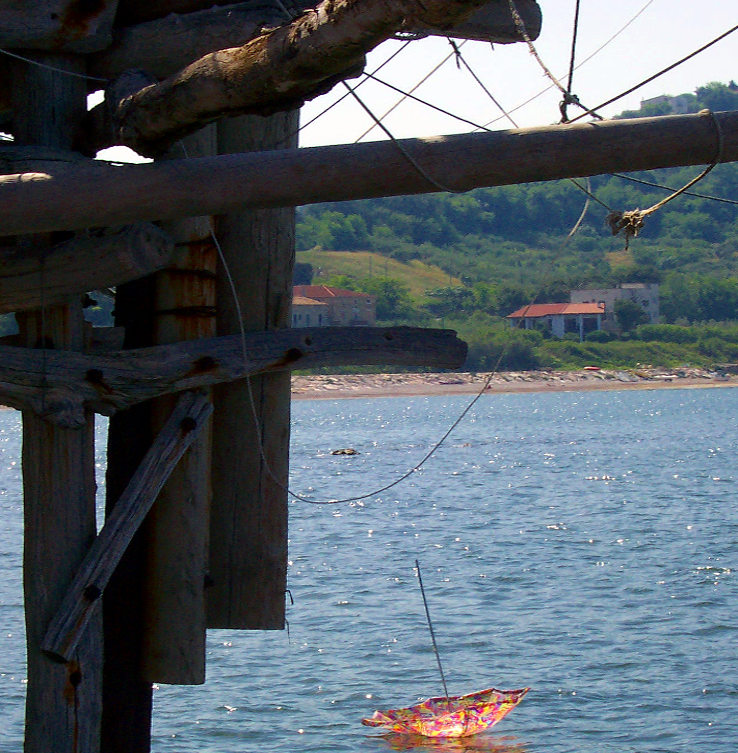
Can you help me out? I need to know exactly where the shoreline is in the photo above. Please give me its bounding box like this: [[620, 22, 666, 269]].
[[291, 367, 738, 400]]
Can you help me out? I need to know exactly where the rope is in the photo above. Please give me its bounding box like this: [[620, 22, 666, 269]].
[[506, 0, 600, 121], [294, 40, 413, 144], [569, 23, 738, 123], [448, 41, 518, 128], [363, 72, 491, 132], [0, 48, 108, 83], [479, 0, 656, 130], [355, 42, 466, 142], [561, 0, 582, 123], [612, 172, 738, 207], [343, 81, 464, 194], [606, 110, 725, 247]]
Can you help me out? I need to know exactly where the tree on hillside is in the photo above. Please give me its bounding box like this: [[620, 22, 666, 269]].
[[615, 299, 650, 332]]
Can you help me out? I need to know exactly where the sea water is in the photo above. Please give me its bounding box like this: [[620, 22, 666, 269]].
[[1, 387, 737, 752]]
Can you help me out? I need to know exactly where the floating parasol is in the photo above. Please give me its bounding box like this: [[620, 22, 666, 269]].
[[361, 686, 530, 738], [362, 561, 529, 738]]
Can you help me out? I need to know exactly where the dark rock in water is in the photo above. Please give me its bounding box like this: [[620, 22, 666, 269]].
[[331, 448, 359, 455]]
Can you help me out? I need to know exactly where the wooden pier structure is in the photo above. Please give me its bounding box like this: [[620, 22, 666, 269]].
[[0, 1, 736, 751]]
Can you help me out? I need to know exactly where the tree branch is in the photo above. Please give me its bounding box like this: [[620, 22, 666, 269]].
[[107, 0, 495, 155]]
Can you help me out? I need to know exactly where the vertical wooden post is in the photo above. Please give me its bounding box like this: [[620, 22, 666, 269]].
[[208, 112, 298, 629], [102, 280, 155, 753], [141, 127, 217, 684], [10, 53, 102, 753]]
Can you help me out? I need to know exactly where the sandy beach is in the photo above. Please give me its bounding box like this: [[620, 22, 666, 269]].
[[291, 366, 738, 400]]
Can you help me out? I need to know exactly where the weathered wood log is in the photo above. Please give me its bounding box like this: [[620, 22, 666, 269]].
[[41, 391, 212, 664], [0, 223, 174, 313], [103, 0, 496, 155], [89, 2, 296, 82], [88, 0, 540, 82], [0, 0, 118, 52], [3, 110, 735, 236], [208, 111, 295, 630], [141, 128, 216, 685], [0, 325, 467, 426], [11, 51, 102, 753]]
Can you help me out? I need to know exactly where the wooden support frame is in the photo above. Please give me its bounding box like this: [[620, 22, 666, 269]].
[[0, 223, 174, 313], [41, 391, 212, 663], [2, 110, 735, 236], [0, 326, 468, 426]]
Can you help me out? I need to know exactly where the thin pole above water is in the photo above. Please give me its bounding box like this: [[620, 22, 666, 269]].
[[415, 559, 450, 704]]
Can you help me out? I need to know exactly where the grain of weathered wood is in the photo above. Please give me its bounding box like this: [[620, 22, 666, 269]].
[[0, 223, 174, 313], [11, 51, 102, 753], [88, 0, 540, 82], [0, 0, 118, 52], [209, 111, 296, 630], [2, 111, 735, 236], [0, 326, 467, 426], [41, 391, 212, 664], [141, 127, 216, 685], [105, 0, 495, 154]]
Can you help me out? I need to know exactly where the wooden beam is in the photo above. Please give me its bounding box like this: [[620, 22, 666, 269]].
[[88, 2, 294, 82], [0, 223, 174, 313], [101, 280, 155, 753], [141, 128, 216, 685], [41, 391, 212, 664], [2, 110, 735, 235], [0, 326, 468, 426], [208, 111, 296, 631], [88, 0, 541, 83], [10, 50, 102, 753], [0, 0, 118, 52], [102, 0, 495, 155]]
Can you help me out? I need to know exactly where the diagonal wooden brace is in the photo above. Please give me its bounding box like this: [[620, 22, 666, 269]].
[[41, 390, 213, 663]]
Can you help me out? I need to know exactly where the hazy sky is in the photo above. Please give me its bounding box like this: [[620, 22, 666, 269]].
[[298, 0, 738, 147]]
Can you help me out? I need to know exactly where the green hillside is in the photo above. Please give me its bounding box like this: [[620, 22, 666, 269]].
[[294, 83, 738, 371], [296, 249, 460, 301]]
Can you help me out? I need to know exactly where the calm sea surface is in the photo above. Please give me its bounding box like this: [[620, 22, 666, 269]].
[[1, 387, 737, 753]]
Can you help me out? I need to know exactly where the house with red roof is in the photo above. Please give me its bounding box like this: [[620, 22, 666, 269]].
[[506, 302, 605, 341], [292, 285, 376, 327]]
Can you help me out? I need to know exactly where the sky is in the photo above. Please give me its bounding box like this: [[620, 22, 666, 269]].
[[297, 0, 738, 147], [97, 0, 737, 161]]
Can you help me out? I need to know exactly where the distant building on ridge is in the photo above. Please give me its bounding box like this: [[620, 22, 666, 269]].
[[292, 285, 376, 327], [506, 283, 659, 340]]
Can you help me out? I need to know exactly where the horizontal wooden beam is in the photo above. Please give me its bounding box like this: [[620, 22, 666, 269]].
[[1, 110, 735, 236], [88, 0, 541, 83], [0, 223, 174, 313], [41, 390, 212, 663], [0, 0, 118, 52], [0, 326, 467, 427]]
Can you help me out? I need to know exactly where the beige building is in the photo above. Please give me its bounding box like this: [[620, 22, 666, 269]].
[[292, 285, 376, 326], [291, 295, 329, 328], [570, 283, 659, 330]]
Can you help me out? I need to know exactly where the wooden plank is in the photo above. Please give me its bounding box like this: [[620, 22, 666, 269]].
[[0, 0, 118, 52], [0, 325, 467, 425], [103, 0, 495, 155], [41, 391, 212, 663], [11, 51, 102, 753], [0, 223, 174, 313], [2, 110, 736, 235], [208, 111, 297, 629], [141, 127, 216, 684]]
